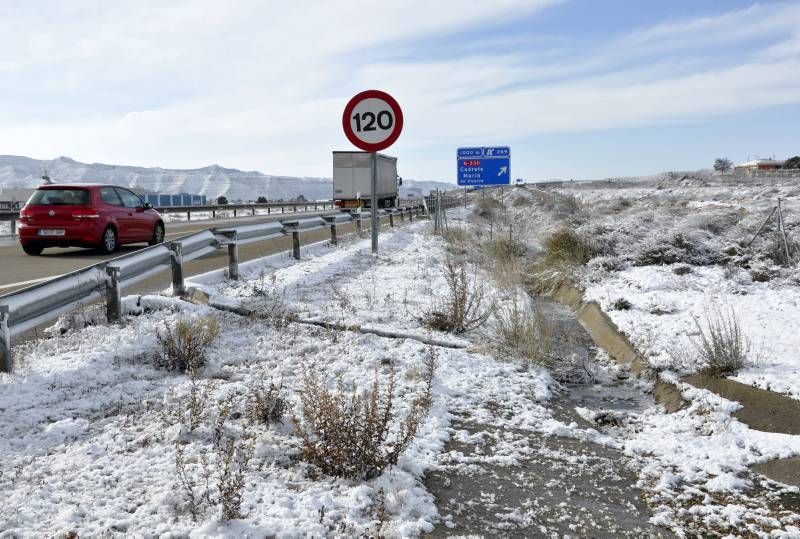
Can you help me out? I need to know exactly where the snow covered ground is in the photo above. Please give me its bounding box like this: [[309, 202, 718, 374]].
[[4, 198, 800, 536], [0, 220, 11, 236], [511, 175, 800, 399]]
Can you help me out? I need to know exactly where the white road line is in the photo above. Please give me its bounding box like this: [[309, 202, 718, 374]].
[[0, 276, 60, 291]]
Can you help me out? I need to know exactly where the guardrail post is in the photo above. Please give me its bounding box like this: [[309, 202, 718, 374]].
[[281, 206, 285, 214], [10, 219, 16, 237], [409, 207, 414, 222], [105, 266, 122, 323], [225, 231, 239, 280], [330, 223, 338, 246], [234, 208, 238, 218], [355, 213, 363, 235], [389, 211, 394, 228], [268, 207, 271, 214], [291, 228, 301, 260], [169, 242, 185, 296], [0, 305, 11, 374], [212, 210, 216, 219], [187, 211, 191, 222], [399, 209, 405, 222], [251, 208, 255, 216]]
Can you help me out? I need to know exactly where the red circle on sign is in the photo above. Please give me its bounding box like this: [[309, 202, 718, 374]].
[[342, 89, 404, 152]]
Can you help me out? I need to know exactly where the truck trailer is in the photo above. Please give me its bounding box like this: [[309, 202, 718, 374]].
[[332, 151, 400, 209]]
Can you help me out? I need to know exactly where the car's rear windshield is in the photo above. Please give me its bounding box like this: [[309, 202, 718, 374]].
[[27, 188, 91, 206]]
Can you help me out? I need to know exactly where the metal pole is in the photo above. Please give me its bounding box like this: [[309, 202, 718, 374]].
[[464, 187, 467, 209], [370, 152, 379, 254], [389, 212, 394, 228], [330, 223, 338, 246], [0, 305, 11, 374], [226, 231, 239, 280], [105, 266, 122, 323], [292, 229, 301, 260], [169, 242, 185, 297]]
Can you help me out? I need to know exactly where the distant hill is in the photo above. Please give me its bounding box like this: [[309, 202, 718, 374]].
[[0, 155, 453, 201]]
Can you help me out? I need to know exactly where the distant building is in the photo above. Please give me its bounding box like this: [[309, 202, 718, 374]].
[[143, 193, 207, 207], [0, 188, 35, 209], [734, 159, 785, 174]]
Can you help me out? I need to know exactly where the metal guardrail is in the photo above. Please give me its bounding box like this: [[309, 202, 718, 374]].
[[0, 200, 340, 238], [0, 199, 460, 372]]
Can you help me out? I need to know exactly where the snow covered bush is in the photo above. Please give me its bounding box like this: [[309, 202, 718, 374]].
[[293, 359, 434, 480], [691, 306, 753, 377], [473, 196, 503, 218], [174, 397, 255, 521], [635, 231, 719, 267], [424, 257, 493, 334], [247, 379, 287, 425], [155, 316, 220, 373]]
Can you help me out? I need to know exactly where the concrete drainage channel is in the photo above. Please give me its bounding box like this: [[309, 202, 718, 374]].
[[424, 294, 669, 537], [546, 281, 800, 489]]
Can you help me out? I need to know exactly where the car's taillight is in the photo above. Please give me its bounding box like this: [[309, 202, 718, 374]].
[[334, 200, 343, 207], [19, 210, 31, 222], [72, 210, 100, 220]]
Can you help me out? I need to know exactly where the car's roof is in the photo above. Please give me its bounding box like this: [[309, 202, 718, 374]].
[[37, 183, 117, 189]]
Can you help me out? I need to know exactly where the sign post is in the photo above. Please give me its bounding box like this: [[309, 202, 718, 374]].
[[342, 90, 403, 254], [456, 146, 511, 188]]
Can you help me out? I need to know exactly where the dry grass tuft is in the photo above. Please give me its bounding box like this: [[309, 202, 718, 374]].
[[293, 353, 435, 480], [544, 228, 597, 266], [691, 306, 752, 377], [494, 295, 554, 366], [247, 379, 287, 425], [155, 316, 220, 373]]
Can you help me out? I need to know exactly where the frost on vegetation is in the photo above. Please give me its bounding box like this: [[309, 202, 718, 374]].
[[174, 396, 255, 522], [155, 315, 220, 373], [423, 257, 493, 334], [671, 306, 756, 378], [292, 350, 435, 480], [493, 294, 554, 367]]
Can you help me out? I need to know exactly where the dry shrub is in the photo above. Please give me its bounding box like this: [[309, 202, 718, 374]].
[[494, 295, 554, 366], [293, 353, 435, 480], [441, 227, 469, 254], [473, 196, 503, 218], [544, 228, 597, 266], [691, 307, 752, 377], [247, 379, 287, 425], [512, 195, 530, 207], [424, 258, 493, 334], [174, 398, 255, 521], [156, 316, 220, 373], [611, 298, 632, 311]]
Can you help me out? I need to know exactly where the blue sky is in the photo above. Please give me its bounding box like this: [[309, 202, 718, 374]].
[[0, 0, 798, 182]]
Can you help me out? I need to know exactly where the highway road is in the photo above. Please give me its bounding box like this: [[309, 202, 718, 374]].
[[0, 209, 361, 296]]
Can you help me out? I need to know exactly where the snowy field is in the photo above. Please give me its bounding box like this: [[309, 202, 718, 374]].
[[0, 220, 11, 236], [507, 175, 800, 398], [3, 200, 800, 535]]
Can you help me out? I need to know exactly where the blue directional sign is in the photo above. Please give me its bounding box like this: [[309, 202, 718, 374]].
[[457, 146, 511, 186]]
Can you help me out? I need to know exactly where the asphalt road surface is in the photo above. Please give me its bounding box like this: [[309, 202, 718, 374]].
[[0, 209, 353, 296]]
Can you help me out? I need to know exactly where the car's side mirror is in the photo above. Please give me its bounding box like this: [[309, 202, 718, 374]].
[[143, 202, 153, 209]]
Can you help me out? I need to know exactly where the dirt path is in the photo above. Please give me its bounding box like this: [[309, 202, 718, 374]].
[[424, 298, 671, 537]]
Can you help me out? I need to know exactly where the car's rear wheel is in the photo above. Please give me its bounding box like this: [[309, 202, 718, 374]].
[[100, 226, 118, 254], [22, 244, 44, 256], [149, 222, 165, 246]]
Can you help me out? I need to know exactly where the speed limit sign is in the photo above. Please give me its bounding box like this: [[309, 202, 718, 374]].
[[342, 89, 403, 152]]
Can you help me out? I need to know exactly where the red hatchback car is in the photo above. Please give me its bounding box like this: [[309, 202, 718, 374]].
[[18, 184, 165, 256]]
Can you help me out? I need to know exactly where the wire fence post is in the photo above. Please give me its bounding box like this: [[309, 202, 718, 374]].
[[0, 305, 11, 374], [389, 211, 394, 228], [778, 198, 792, 263], [105, 266, 122, 323], [169, 242, 185, 297]]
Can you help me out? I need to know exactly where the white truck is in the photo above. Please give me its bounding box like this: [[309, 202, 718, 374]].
[[332, 151, 400, 209]]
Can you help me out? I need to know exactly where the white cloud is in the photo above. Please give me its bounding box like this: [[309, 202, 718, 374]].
[[0, 0, 798, 181]]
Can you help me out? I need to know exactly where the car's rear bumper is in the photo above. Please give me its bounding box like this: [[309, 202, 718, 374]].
[[18, 222, 102, 247]]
